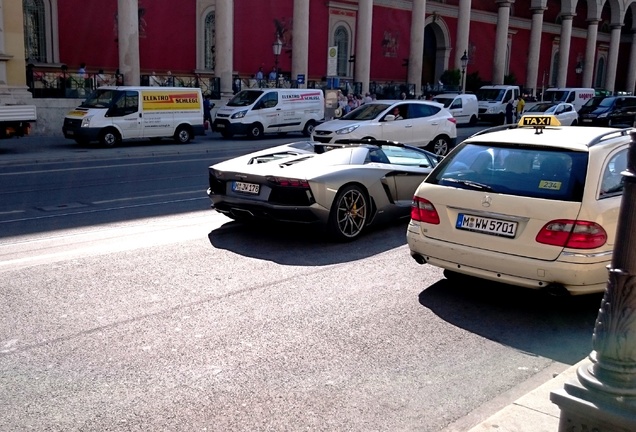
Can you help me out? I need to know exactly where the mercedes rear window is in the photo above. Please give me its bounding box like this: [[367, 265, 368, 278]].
[[427, 143, 588, 202]]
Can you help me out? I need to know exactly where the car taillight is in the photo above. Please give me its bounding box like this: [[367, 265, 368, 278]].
[[536, 219, 607, 249], [411, 196, 440, 224], [267, 176, 310, 188], [448, 117, 457, 124]]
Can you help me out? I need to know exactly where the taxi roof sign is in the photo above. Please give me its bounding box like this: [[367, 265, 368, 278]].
[[518, 114, 561, 127]]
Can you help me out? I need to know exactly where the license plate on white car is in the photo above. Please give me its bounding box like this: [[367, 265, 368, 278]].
[[456, 214, 517, 238], [232, 181, 260, 195]]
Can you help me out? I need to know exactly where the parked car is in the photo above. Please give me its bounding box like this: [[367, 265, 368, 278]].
[[406, 114, 630, 295], [208, 139, 441, 241], [578, 95, 636, 127], [523, 102, 578, 125], [432, 93, 479, 126], [311, 100, 457, 156]]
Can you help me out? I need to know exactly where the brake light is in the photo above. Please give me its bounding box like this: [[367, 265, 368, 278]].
[[448, 117, 457, 124], [411, 196, 440, 224], [267, 176, 310, 188], [536, 219, 607, 249]]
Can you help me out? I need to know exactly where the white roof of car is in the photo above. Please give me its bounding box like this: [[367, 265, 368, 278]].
[[465, 123, 631, 152]]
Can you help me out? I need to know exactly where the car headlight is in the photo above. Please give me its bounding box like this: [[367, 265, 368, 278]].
[[81, 116, 93, 127], [335, 124, 359, 135], [231, 110, 247, 119], [598, 113, 608, 118], [486, 107, 497, 114]]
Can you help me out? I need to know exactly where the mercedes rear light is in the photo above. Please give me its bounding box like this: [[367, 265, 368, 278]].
[[535, 219, 607, 249], [411, 196, 440, 224]]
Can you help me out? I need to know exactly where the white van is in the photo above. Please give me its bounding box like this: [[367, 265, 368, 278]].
[[212, 88, 324, 139], [62, 86, 205, 147], [475, 85, 521, 124], [540, 87, 595, 111], [432, 93, 478, 125]]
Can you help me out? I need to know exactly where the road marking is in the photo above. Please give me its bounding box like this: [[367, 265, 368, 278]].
[[93, 190, 204, 204], [0, 157, 226, 176], [0, 210, 25, 216]]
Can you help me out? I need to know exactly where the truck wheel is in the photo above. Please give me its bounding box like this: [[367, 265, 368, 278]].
[[174, 126, 192, 144], [302, 120, 316, 137], [247, 123, 263, 139], [99, 128, 120, 147]]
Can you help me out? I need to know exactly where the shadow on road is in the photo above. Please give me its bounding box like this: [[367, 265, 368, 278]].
[[207, 218, 408, 266], [418, 277, 603, 364]]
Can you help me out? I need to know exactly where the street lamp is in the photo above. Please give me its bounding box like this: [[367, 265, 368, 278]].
[[272, 37, 283, 88], [460, 50, 469, 94], [575, 62, 583, 86]]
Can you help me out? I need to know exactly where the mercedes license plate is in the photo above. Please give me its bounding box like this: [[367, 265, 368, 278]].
[[232, 181, 259, 195], [456, 213, 517, 238]]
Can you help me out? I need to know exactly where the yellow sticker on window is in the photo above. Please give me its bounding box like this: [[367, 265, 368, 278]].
[[539, 180, 562, 190]]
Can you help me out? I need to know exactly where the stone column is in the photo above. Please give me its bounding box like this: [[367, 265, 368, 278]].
[[117, 0, 140, 86], [525, 7, 545, 98], [556, 14, 573, 88], [454, 0, 471, 69], [626, 33, 636, 95], [408, 0, 426, 96], [291, 0, 309, 89], [355, 0, 373, 95], [0, 0, 7, 85], [605, 24, 622, 93], [492, 1, 513, 85], [582, 20, 599, 88], [215, 0, 234, 98]]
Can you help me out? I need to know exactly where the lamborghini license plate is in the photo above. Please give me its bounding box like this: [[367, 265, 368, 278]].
[[232, 181, 260, 195]]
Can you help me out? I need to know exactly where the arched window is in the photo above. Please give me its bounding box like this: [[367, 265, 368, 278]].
[[595, 57, 606, 88], [204, 11, 216, 70], [24, 0, 47, 62], [334, 26, 349, 77]]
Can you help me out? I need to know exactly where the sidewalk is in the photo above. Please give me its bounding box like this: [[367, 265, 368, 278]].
[[466, 360, 586, 432]]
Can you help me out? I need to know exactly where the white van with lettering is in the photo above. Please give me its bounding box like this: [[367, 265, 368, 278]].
[[212, 88, 324, 139], [62, 86, 205, 147], [476, 85, 521, 124], [540, 87, 595, 111], [432, 93, 479, 125]]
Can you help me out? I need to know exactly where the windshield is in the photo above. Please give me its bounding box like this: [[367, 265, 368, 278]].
[[80, 89, 121, 108], [433, 97, 453, 108], [476, 89, 505, 102], [582, 97, 614, 109], [227, 90, 263, 107], [341, 103, 391, 120], [427, 143, 588, 202], [526, 103, 556, 113], [542, 91, 568, 103]]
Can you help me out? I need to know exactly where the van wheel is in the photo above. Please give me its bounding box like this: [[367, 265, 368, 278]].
[[469, 115, 478, 126], [174, 126, 192, 144], [99, 128, 120, 147], [248, 123, 264, 139], [303, 120, 316, 137], [220, 130, 234, 139], [426, 135, 450, 156]]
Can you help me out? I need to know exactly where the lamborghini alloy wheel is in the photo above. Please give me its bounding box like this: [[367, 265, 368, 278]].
[[329, 184, 369, 241]]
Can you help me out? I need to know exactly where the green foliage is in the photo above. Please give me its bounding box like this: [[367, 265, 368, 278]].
[[440, 69, 461, 86], [465, 71, 484, 93]]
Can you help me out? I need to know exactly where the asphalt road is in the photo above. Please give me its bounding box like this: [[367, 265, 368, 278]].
[[0, 129, 603, 431]]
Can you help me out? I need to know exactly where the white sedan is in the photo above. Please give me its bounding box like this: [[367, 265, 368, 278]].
[[523, 102, 579, 125]]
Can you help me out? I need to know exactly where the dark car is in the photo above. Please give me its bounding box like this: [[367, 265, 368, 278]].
[[578, 96, 636, 127]]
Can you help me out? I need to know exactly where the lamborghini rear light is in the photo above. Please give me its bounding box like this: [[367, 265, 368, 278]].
[[267, 176, 310, 189], [411, 196, 440, 224], [536, 219, 607, 249]]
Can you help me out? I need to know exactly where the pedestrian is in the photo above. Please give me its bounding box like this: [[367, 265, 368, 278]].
[[203, 94, 213, 129], [505, 98, 514, 124], [255, 67, 264, 81], [400, 92, 407, 100], [515, 95, 525, 121], [268, 67, 277, 81], [78, 62, 87, 79]]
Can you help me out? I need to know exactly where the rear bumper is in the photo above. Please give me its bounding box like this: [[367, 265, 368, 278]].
[[208, 188, 328, 224], [406, 221, 610, 295]]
